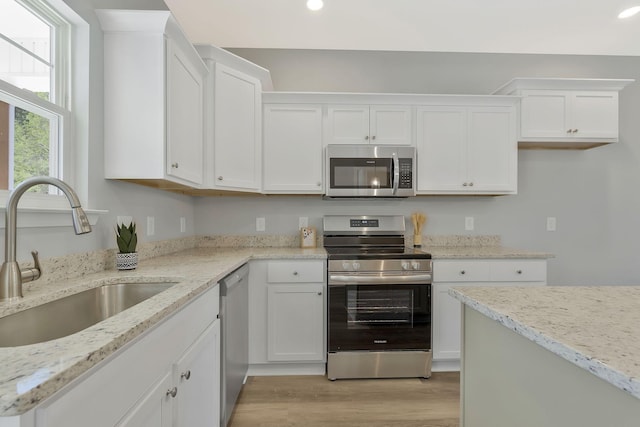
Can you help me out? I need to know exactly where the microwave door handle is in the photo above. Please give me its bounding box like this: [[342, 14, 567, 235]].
[[392, 152, 400, 195]]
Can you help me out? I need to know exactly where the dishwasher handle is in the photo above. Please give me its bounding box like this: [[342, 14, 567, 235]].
[[220, 264, 249, 295]]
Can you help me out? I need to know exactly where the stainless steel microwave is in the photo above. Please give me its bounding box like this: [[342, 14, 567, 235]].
[[325, 144, 416, 198]]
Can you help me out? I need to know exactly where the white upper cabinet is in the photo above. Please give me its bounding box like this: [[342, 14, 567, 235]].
[[416, 101, 517, 195], [98, 10, 207, 188], [196, 46, 272, 192], [325, 105, 413, 145], [263, 103, 323, 193], [494, 78, 633, 149], [213, 64, 262, 191]]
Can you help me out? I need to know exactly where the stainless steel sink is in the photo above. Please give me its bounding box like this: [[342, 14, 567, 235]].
[[0, 282, 176, 347]]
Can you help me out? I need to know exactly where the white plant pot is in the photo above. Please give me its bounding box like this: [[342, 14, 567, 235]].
[[116, 252, 138, 270]]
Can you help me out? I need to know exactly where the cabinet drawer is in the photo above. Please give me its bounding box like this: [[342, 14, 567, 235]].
[[490, 260, 547, 282], [433, 261, 491, 282], [267, 260, 324, 283]]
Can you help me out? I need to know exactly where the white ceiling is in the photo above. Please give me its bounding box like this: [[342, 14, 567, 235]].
[[164, 0, 640, 56]]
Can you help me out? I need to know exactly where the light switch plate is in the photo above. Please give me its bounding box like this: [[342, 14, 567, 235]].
[[546, 217, 557, 232], [180, 217, 186, 233], [299, 217, 309, 228], [147, 216, 155, 236], [256, 217, 266, 232], [465, 216, 474, 231]]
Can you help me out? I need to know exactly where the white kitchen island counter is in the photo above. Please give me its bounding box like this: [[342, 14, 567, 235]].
[[450, 286, 640, 427]]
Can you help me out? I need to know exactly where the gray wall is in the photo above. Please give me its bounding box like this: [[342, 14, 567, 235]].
[[194, 49, 640, 286]]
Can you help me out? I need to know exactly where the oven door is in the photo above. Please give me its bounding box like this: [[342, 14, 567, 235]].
[[328, 279, 431, 352]]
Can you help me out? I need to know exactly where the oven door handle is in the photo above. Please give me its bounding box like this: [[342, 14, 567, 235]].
[[328, 274, 432, 285]]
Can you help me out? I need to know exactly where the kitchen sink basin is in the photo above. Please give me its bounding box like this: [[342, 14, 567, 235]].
[[0, 282, 177, 347]]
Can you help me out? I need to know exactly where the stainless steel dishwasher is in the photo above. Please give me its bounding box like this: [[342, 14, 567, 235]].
[[219, 263, 249, 427]]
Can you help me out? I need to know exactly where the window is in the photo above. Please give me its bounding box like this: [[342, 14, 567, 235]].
[[0, 0, 70, 196]]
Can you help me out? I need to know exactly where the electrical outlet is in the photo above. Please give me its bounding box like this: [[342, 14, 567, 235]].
[[299, 217, 309, 228], [256, 217, 266, 232], [465, 216, 474, 231], [180, 217, 186, 233], [147, 216, 155, 236], [546, 217, 557, 232]]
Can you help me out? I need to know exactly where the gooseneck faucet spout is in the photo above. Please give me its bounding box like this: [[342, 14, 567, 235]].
[[0, 177, 92, 301]]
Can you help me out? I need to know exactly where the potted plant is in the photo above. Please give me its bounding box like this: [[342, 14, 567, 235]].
[[115, 221, 138, 270]]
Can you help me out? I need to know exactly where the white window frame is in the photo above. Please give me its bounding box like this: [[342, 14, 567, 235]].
[[0, 0, 76, 211]]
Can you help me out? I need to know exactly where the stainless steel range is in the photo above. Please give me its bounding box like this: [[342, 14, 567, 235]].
[[324, 215, 432, 380]]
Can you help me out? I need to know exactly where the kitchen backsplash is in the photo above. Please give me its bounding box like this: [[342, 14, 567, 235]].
[[20, 234, 501, 288]]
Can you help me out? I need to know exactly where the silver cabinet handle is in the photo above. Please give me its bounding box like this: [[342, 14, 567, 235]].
[[217, 176, 223, 181], [171, 162, 179, 168], [364, 135, 369, 140], [462, 183, 468, 187], [572, 129, 578, 133], [469, 182, 474, 187], [181, 370, 191, 380], [166, 387, 178, 398], [567, 129, 572, 133], [372, 135, 376, 140]]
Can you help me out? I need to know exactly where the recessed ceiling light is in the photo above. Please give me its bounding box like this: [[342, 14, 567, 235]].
[[307, 0, 324, 11], [618, 6, 640, 19]]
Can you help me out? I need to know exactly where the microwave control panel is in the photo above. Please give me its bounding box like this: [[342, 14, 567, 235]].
[[399, 158, 413, 189]]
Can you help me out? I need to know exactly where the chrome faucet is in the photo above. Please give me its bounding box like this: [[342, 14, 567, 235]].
[[0, 177, 92, 301]]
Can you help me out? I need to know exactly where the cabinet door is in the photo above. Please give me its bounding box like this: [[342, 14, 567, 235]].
[[416, 106, 467, 192], [214, 63, 262, 190], [466, 107, 516, 193], [520, 90, 569, 138], [116, 371, 173, 427], [166, 38, 205, 186], [263, 104, 323, 193], [267, 283, 325, 362], [570, 91, 619, 139], [370, 105, 413, 145], [174, 321, 220, 427], [325, 105, 370, 145], [432, 283, 462, 361]]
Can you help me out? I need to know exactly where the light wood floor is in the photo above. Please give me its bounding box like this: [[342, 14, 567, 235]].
[[228, 372, 460, 427]]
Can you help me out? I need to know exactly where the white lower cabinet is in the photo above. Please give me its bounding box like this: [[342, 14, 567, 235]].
[[248, 259, 326, 375], [30, 286, 220, 427], [267, 283, 325, 361], [432, 259, 547, 370]]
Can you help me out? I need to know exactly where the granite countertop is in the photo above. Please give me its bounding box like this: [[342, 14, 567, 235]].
[[0, 247, 325, 417], [424, 245, 552, 259], [0, 237, 549, 417], [449, 286, 640, 400]]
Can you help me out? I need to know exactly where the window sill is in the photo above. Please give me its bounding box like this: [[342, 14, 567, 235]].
[[0, 207, 107, 229]]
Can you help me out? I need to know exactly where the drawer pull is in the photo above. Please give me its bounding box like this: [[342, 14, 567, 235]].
[[166, 387, 178, 398], [317, 292, 322, 296], [516, 270, 523, 274], [460, 270, 466, 275], [181, 370, 191, 380], [293, 271, 299, 276]]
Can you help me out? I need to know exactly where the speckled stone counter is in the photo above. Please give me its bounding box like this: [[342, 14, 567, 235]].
[[449, 286, 640, 399], [424, 245, 551, 259], [0, 246, 325, 417]]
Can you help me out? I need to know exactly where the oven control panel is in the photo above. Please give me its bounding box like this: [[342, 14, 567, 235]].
[[329, 259, 432, 273], [350, 219, 379, 228]]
